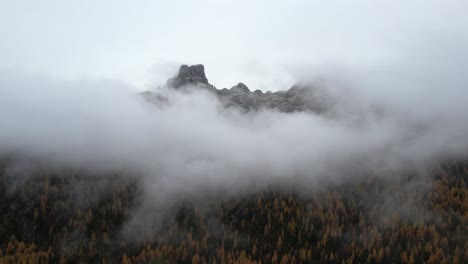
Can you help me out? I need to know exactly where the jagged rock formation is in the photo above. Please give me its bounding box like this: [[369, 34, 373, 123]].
[[155, 64, 334, 113], [167, 64, 210, 88]]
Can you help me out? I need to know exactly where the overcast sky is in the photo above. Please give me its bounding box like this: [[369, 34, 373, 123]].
[[1, 0, 467, 90]]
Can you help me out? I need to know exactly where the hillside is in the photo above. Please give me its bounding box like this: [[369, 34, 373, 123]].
[[0, 160, 466, 263]]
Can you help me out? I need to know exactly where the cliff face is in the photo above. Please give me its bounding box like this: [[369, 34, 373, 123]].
[[167, 64, 210, 88], [160, 64, 334, 113]]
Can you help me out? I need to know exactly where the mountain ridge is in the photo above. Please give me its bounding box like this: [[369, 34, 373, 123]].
[[146, 64, 333, 113]]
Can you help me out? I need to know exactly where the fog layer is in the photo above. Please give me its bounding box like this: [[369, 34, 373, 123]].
[[1, 34, 468, 201]]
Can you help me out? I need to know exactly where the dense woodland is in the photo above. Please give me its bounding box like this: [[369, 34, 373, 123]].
[[0, 160, 467, 263]]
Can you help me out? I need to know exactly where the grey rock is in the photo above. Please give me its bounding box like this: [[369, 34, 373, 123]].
[[230, 82, 250, 93], [167, 64, 209, 88], [219, 88, 230, 95], [254, 89, 263, 95], [147, 64, 335, 114]]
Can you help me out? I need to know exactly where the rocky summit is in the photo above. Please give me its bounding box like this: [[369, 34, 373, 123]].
[[159, 64, 334, 113], [167, 64, 210, 88]]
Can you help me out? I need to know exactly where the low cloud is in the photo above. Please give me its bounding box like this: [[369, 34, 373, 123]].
[[1, 32, 468, 235]]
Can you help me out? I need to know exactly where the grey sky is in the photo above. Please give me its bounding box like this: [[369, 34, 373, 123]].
[[2, 0, 467, 90]]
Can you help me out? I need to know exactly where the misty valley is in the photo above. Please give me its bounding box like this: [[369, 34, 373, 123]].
[[0, 64, 467, 263], [1, 61, 468, 264], [2, 1, 468, 263]]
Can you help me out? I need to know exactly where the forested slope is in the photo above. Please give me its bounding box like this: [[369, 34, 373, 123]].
[[0, 160, 466, 263]]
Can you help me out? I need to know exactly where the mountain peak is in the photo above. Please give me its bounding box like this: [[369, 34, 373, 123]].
[[160, 63, 332, 113], [167, 64, 209, 88], [230, 82, 250, 93]]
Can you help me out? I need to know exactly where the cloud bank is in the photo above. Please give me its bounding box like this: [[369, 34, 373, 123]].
[[1, 33, 468, 234]]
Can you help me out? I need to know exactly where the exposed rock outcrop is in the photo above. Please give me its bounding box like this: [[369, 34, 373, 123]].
[[149, 64, 335, 114], [167, 64, 210, 88]]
